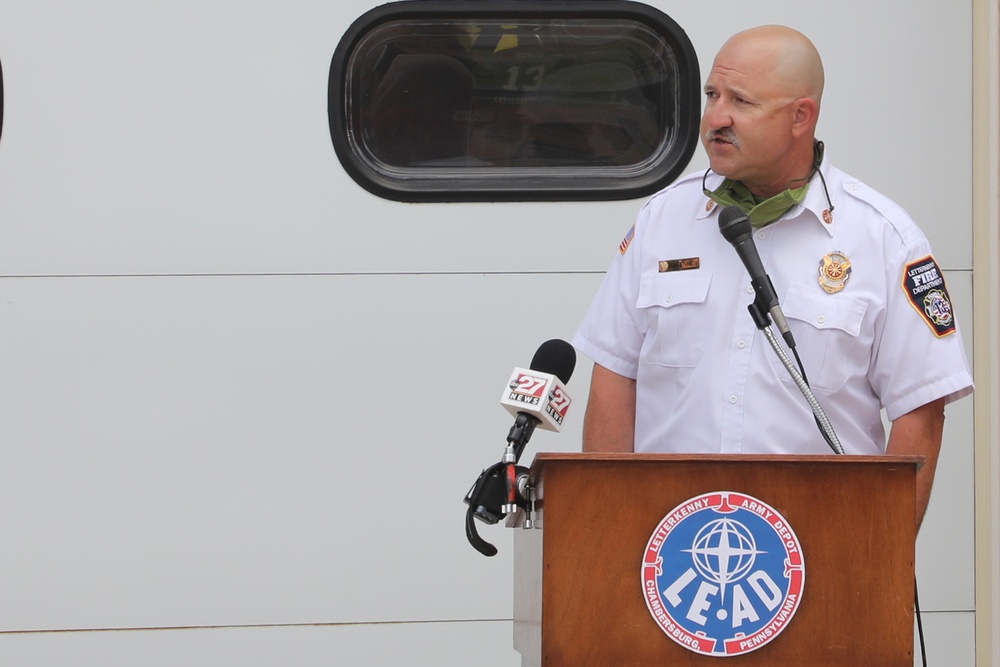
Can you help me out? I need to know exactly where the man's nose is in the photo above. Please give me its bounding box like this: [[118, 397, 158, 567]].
[[702, 101, 733, 130]]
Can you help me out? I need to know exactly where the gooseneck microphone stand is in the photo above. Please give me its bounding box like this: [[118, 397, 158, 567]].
[[746, 294, 845, 455]]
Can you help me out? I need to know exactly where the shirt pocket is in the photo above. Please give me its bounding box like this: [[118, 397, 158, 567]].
[[636, 270, 713, 368], [772, 282, 868, 392]]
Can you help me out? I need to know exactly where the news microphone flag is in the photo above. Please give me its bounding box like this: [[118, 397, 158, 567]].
[[500, 367, 572, 432]]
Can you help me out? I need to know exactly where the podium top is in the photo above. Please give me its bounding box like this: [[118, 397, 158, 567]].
[[528, 451, 924, 471]]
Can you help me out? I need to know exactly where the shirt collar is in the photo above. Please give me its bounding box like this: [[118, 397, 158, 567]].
[[698, 143, 838, 237]]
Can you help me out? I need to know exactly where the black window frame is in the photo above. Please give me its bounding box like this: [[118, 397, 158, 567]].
[[328, 0, 701, 202]]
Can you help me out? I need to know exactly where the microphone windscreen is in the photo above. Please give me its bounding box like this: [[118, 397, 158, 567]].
[[718, 205, 752, 244], [530, 339, 576, 384]]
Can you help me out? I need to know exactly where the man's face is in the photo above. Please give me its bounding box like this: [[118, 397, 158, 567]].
[[699, 44, 798, 195]]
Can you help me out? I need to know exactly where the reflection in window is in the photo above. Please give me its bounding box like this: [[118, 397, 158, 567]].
[[330, 4, 700, 201]]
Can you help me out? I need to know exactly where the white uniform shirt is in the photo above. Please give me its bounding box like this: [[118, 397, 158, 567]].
[[573, 152, 974, 455]]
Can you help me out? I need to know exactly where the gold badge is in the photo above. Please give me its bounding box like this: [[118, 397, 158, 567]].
[[822, 209, 834, 224], [706, 200, 716, 212], [819, 252, 852, 293]]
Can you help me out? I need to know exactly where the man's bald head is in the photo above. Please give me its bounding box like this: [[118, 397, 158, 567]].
[[716, 25, 825, 109]]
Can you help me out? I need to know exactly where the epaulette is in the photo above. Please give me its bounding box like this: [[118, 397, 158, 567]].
[[839, 177, 922, 246], [646, 169, 708, 204]]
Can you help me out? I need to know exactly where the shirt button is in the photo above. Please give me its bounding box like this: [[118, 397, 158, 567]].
[[665, 295, 673, 303], [746, 285, 754, 294], [756, 231, 766, 240], [817, 315, 826, 324], [737, 340, 746, 349], [729, 395, 738, 404]]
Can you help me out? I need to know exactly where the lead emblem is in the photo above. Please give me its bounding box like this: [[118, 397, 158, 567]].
[[819, 252, 851, 294], [642, 492, 805, 657]]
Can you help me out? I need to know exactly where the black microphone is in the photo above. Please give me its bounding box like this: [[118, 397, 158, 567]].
[[500, 339, 576, 459], [529, 339, 576, 384], [718, 206, 795, 347]]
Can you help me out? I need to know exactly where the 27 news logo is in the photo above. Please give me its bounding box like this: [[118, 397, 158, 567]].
[[508, 373, 546, 405], [508, 373, 571, 423], [545, 386, 570, 424]]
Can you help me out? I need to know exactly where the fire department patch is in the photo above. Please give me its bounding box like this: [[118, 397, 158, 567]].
[[903, 256, 956, 337], [641, 492, 805, 657]]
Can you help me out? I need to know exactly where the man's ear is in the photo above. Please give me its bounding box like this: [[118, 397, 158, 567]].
[[791, 97, 819, 137]]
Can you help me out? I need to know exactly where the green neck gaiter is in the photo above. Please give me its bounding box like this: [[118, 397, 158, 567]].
[[704, 142, 824, 228]]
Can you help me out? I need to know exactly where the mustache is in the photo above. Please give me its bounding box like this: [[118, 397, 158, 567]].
[[705, 128, 740, 147]]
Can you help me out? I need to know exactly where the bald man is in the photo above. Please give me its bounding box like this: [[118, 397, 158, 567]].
[[572, 26, 973, 528], [702, 26, 823, 199]]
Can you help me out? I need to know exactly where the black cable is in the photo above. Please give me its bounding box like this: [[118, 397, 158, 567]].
[[792, 347, 809, 385], [915, 579, 928, 666]]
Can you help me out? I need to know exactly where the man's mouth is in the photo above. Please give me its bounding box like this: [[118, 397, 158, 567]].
[[706, 130, 738, 147]]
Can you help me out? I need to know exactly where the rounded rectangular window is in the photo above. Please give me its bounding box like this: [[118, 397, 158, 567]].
[[329, 1, 700, 202]]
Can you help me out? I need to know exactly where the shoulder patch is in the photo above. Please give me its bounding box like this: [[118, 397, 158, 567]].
[[619, 224, 635, 255], [902, 256, 956, 337]]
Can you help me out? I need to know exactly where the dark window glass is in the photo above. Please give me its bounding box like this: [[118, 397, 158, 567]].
[[329, 1, 700, 201]]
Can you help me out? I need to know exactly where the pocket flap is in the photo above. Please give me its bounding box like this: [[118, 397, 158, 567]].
[[637, 270, 713, 310], [782, 283, 867, 336]]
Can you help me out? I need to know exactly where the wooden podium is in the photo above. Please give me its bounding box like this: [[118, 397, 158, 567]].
[[510, 453, 920, 666]]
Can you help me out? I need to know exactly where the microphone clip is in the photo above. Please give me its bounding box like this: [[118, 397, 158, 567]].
[[464, 410, 541, 557], [749, 275, 796, 349], [464, 460, 532, 557], [747, 286, 774, 331]]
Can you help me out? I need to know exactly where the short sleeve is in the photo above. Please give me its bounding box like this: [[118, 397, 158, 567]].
[[572, 205, 652, 379], [869, 240, 973, 421]]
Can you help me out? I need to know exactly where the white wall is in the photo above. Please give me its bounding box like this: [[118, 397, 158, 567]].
[[0, 1, 978, 665]]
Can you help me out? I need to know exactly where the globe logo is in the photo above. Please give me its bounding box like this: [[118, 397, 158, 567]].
[[687, 518, 764, 617], [642, 492, 805, 657]]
